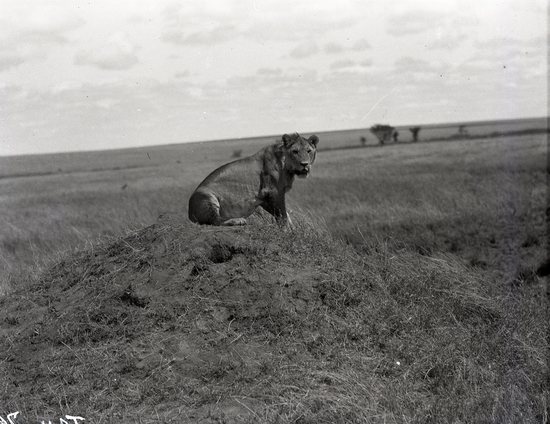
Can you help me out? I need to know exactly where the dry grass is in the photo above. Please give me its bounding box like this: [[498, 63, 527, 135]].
[[0, 128, 548, 422], [0, 214, 547, 422]]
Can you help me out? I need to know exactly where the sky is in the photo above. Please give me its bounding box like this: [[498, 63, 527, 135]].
[[0, 0, 547, 156]]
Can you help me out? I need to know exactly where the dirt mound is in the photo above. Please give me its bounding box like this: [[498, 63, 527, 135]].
[[0, 215, 545, 423]]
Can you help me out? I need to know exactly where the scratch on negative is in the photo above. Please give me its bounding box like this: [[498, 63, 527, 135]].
[[360, 87, 397, 122]]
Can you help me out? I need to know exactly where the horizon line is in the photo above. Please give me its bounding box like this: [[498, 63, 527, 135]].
[[1, 115, 547, 158]]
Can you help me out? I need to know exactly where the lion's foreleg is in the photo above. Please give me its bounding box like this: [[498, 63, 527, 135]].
[[272, 197, 291, 226], [258, 187, 292, 227]]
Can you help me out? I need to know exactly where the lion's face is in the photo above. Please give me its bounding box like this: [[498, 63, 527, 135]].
[[282, 133, 319, 178]]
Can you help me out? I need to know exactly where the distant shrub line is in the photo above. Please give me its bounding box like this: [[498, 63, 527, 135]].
[[319, 126, 549, 152]]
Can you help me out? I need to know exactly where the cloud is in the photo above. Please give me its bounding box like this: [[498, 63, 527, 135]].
[[394, 57, 431, 70], [391, 56, 450, 86], [469, 36, 546, 67], [50, 80, 85, 94], [329, 58, 373, 73], [324, 39, 371, 55], [160, 1, 358, 46], [352, 38, 371, 51], [330, 59, 356, 70], [0, 54, 25, 71], [289, 41, 319, 59], [226, 67, 319, 92], [0, 3, 84, 72], [426, 31, 467, 50], [474, 36, 546, 52], [74, 33, 139, 70], [1, 3, 84, 41], [161, 2, 245, 45], [257, 67, 283, 76], [163, 23, 241, 45], [386, 8, 473, 50], [0, 83, 27, 102], [95, 98, 120, 110], [460, 36, 546, 81], [174, 70, 191, 79], [324, 42, 344, 54], [387, 10, 447, 36]]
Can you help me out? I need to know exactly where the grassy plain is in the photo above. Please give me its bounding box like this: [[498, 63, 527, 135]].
[[0, 121, 548, 422], [0, 123, 546, 290]]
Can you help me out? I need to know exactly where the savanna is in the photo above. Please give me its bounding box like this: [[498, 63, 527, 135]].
[[0, 121, 547, 423]]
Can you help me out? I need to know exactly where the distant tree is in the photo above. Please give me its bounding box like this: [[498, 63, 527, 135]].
[[370, 124, 395, 145], [409, 126, 421, 142], [232, 149, 242, 158], [392, 130, 399, 143], [360, 136, 367, 146]]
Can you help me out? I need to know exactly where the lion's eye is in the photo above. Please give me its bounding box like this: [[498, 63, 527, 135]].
[[307, 148, 312, 153], [292, 149, 300, 154]]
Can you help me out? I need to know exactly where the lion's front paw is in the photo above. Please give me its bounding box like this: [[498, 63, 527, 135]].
[[222, 217, 247, 226]]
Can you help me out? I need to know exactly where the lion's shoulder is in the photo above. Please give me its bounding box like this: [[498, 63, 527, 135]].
[[257, 143, 284, 167]]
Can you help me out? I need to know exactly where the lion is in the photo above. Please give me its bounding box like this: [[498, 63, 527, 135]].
[[188, 133, 319, 226]]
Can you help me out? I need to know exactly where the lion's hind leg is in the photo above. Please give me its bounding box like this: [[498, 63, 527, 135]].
[[188, 189, 225, 225]]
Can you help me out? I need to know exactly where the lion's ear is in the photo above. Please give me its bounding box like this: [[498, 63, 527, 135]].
[[308, 135, 319, 147], [282, 134, 292, 147]]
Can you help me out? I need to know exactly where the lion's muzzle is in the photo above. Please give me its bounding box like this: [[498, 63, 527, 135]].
[[296, 162, 311, 177]]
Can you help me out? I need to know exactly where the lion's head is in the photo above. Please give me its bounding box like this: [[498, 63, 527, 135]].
[[282, 133, 319, 178]]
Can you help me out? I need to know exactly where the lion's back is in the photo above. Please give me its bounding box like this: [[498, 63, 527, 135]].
[[190, 153, 264, 221], [199, 154, 262, 193]]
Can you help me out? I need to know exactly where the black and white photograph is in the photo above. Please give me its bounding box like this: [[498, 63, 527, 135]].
[[0, 0, 547, 422]]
